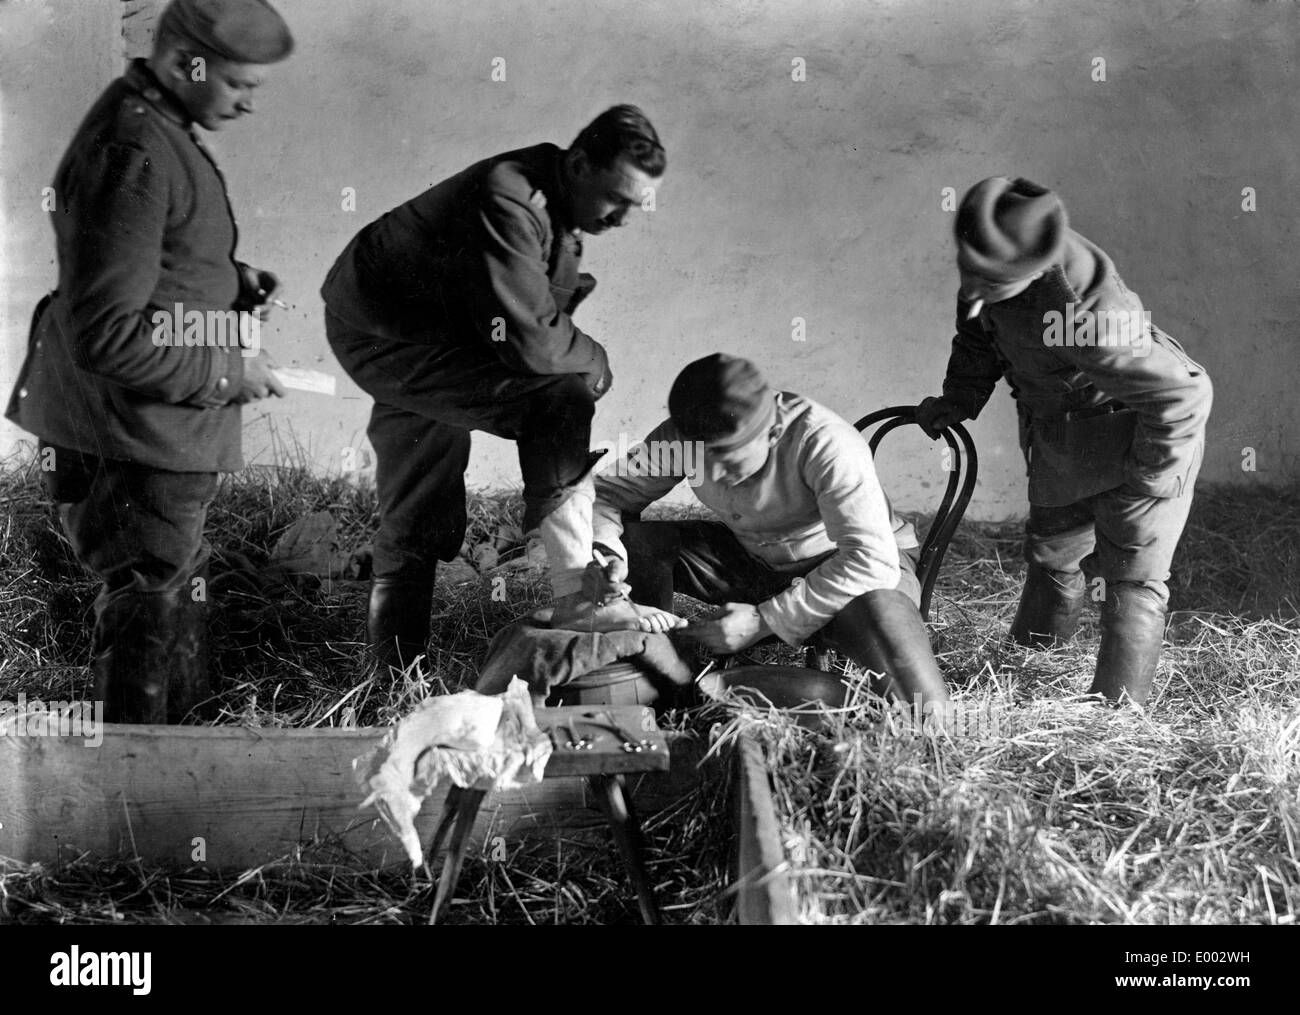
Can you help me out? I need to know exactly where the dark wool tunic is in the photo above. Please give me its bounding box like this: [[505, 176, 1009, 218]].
[[7, 60, 250, 472], [320, 142, 603, 378]]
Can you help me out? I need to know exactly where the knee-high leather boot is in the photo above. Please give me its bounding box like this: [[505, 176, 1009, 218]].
[[168, 580, 213, 723], [92, 590, 179, 725], [829, 588, 951, 709], [1088, 582, 1166, 706], [1010, 565, 1086, 648], [368, 576, 436, 673]]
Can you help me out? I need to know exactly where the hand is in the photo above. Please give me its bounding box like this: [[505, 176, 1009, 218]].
[[233, 348, 287, 404], [916, 395, 967, 439], [582, 342, 612, 401], [238, 265, 281, 322], [683, 602, 771, 653]]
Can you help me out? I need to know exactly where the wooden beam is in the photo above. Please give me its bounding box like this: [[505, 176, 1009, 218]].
[[0, 707, 693, 869], [731, 728, 796, 925]]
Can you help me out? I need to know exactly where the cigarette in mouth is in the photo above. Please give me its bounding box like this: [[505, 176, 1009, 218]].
[[269, 298, 290, 310], [965, 299, 984, 320]]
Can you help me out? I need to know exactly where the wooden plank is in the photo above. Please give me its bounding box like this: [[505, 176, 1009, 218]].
[[731, 728, 796, 925], [0, 707, 683, 869]]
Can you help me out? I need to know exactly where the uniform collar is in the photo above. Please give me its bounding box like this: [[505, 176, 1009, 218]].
[[124, 58, 194, 128]]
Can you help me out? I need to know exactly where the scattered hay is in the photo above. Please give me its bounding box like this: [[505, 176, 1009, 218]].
[[2, 447, 1297, 925]]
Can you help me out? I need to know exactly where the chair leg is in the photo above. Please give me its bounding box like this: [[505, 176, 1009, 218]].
[[428, 787, 487, 925], [592, 774, 662, 925]]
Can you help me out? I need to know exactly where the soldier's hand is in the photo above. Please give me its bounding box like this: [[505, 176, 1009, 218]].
[[238, 265, 281, 321], [583, 342, 613, 401], [683, 602, 771, 653], [234, 349, 287, 404], [916, 396, 967, 439]]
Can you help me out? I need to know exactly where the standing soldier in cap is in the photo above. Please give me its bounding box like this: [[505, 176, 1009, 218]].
[[323, 106, 674, 673], [916, 177, 1213, 706], [589, 353, 952, 712], [5, 0, 294, 723]]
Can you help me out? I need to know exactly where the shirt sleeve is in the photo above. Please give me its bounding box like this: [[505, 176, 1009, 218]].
[[63, 140, 244, 407], [757, 421, 902, 645], [941, 293, 1005, 420], [592, 418, 687, 560], [470, 174, 604, 376]]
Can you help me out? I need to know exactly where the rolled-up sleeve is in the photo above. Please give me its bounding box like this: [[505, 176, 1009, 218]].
[[470, 173, 603, 376], [592, 419, 686, 560], [757, 423, 901, 644], [64, 141, 243, 405]]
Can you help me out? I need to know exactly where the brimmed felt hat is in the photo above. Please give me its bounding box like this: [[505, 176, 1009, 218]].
[[955, 177, 1067, 283]]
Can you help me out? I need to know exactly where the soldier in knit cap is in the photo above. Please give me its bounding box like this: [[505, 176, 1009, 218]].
[[916, 177, 1213, 706], [591, 354, 951, 711], [5, 0, 295, 723]]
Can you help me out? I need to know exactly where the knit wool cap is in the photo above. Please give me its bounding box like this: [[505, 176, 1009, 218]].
[[668, 354, 776, 449], [158, 0, 294, 64], [955, 177, 1067, 283]]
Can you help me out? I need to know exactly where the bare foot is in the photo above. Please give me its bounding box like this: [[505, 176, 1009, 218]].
[[547, 591, 688, 634]]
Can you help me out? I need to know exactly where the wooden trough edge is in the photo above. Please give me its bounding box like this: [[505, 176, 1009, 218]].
[[731, 727, 797, 925], [0, 719, 704, 871]]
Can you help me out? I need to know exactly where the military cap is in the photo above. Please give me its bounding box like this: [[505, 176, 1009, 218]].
[[669, 353, 777, 450], [157, 0, 294, 64]]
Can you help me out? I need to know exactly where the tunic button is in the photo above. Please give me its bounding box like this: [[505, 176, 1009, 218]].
[[218, 378, 229, 392], [133, 105, 146, 115], [19, 388, 28, 398], [732, 513, 741, 520]]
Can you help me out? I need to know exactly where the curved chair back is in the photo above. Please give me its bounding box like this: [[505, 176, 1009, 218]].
[[853, 406, 978, 621]]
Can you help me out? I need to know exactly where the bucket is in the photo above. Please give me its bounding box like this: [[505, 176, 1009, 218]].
[[547, 660, 661, 708]]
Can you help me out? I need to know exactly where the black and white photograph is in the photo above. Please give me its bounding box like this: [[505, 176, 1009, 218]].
[[0, 0, 1293, 978]]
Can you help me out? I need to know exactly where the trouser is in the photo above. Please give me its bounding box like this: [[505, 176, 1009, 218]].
[[39, 441, 216, 721], [326, 309, 597, 583], [1023, 482, 1198, 606], [619, 519, 923, 637]]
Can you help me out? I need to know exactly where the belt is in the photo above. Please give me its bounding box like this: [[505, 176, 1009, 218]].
[[1037, 402, 1127, 424]]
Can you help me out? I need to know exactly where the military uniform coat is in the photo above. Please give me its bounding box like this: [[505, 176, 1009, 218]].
[[320, 142, 604, 379], [940, 229, 1212, 506], [5, 60, 254, 473]]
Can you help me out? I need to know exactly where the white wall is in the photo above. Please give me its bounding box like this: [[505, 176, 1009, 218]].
[[3, 0, 1298, 520]]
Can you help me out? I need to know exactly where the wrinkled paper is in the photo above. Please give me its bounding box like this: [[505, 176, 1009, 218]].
[[354, 677, 552, 867]]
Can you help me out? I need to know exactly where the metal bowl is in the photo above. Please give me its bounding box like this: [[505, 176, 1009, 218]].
[[697, 665, 847, 729]]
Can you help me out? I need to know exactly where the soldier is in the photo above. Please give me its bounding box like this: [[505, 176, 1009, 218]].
[[917, 177, 1213, 706], [323, 106, 673, 672], [4, 0, 294, 723], [590, 353, 952, 711]]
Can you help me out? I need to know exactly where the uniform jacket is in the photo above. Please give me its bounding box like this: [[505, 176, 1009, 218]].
[[5, 60, 253, 473], [592, 393, 914, 646], [940, 229, 1212, 504], [320, 143, 604, 378]]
